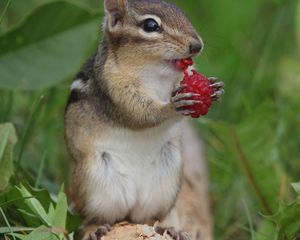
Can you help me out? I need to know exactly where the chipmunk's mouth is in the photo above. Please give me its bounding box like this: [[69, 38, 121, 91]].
[[168, 58, 194, 71]]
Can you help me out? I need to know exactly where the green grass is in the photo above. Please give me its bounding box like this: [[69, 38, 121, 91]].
[[1, 0, 300, 239]]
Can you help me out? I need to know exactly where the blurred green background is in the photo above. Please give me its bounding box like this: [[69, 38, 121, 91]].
[[0, 0, 300, 239]]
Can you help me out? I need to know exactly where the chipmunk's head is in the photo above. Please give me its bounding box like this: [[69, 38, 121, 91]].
[[103, 0, 203, 69]]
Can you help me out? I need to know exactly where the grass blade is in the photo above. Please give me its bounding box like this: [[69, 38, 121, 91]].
[[0, 123, 17, 191], [231, 126, 273, 215], [0, 196, 34, 208], [17, 94, 44, 165], [0, 0, 12, 24], [0, 207, 16, 240], [0, 227, 35, 234], [34, 152, 47, 188], [243, 199, 255, 240], [0, 125, 10, 162], [0, 91, 13, 122]]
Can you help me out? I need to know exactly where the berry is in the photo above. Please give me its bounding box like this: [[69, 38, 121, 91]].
[[181, 58, 193, 67], [172, 58, 220, 118], [179, 70, 214, 118], [173, 58, 193, 71]]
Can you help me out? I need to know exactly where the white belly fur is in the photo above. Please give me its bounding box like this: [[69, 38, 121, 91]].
[[84, 119, 183, 224]]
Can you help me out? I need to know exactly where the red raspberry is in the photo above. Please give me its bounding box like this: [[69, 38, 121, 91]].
[[179, 70, 213, 118], [174, 58, 193, 70]]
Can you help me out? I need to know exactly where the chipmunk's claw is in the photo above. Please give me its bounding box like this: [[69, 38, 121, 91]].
[[172, 93, 200, 102], [176, 109, 195, 116], [208, 77, 218, 83], [87, 224, 112, 240], [171, 85, 186, 97], [208, 77, 224, 102], [155, 226, 191, 240], [211, 89, 225, 101], [174, 100, 200, 109], [210, 82, 224, 89], [171, 87, 200, 115]]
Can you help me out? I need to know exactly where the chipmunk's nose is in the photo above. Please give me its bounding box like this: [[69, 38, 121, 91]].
[[189, 42, 203, 55]]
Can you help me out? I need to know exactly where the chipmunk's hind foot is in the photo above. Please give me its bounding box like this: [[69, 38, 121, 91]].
[[79, 224, 112, 240], [155, 226, 191, 240]]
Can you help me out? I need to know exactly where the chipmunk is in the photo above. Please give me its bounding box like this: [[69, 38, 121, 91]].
[[65, 0, 224, 240]]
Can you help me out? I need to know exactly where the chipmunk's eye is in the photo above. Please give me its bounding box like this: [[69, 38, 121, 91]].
[[142, 18, 161, 33]]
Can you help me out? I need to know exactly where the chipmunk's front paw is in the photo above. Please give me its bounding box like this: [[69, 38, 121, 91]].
[[208, 77, 225, 101], [155, 226, 191, 240], [81, 224, 112, 240], [171, 85, 200, 116]]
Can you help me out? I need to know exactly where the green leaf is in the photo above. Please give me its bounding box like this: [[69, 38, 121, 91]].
[[267, 183, 300, 240], [0, 1, 101, 90], [65, 210, 82, 233], [17, 208, 39, 219], [255, 220, 277, 240], [10, 226, 55, 240], [21, 182, 52, 212], [291, 182, 300, 196], [8, 234, 27, 240], [1, 183, 53, 226], [0, 227, 34, 234], [278, 201, 300, 240], [48, 203, 55, 221], [16, 184, 51, 226], [0, 186, 42, 227], [52, 185, 68, 228], [278, 56, 300, 101], [0, 123, 17, 192]]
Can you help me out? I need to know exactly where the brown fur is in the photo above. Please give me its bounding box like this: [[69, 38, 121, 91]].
[[65, 101, 101, 215], [65, 0, 211, 239], [179, 122, 213, 240]]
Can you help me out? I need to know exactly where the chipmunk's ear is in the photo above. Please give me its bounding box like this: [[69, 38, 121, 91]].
[[104, 0, 128, 31]]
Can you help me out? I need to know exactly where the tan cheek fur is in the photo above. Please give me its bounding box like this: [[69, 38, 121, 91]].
[[104, 70, 164, 126]]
